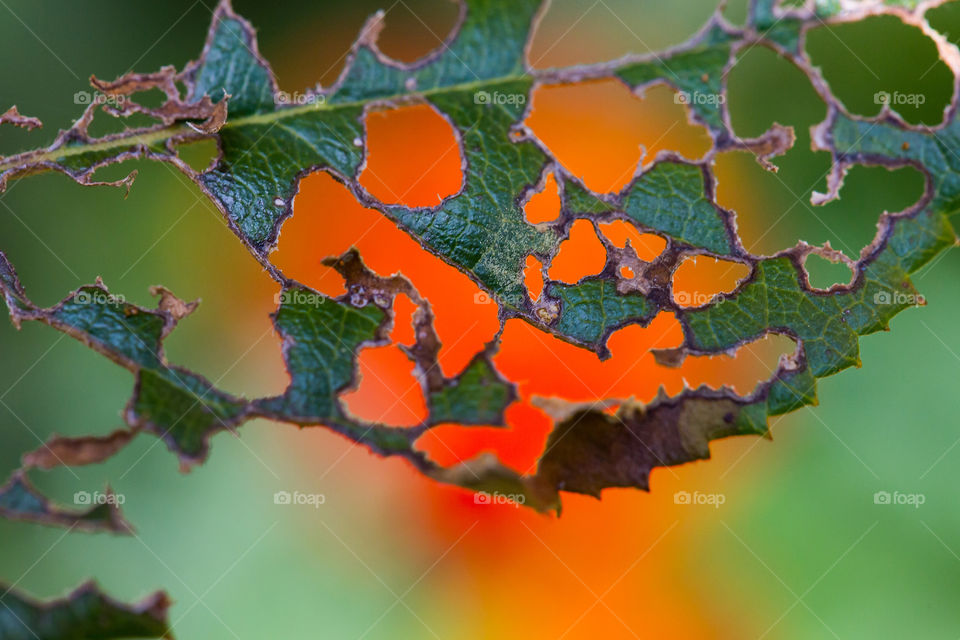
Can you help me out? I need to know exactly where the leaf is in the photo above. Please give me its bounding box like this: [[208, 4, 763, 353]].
[[566, 161, 737, 255], [0, 581, 171, 640], [533, 394, 767, 497], [0, 252, 249, 468], [427, 356, 515, 426], [22, 429, 139, 471], [0, 472, 132, 535], [548, 279, 659, 354], [0, 0, 957, 520]]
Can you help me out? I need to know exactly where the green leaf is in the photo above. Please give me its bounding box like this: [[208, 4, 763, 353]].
[[0, 0, 957, 522], [0, 472, 132, 535], [0, 582, 171, 640], [616, 24, 734, 131], [187, 3, 276, 116], [549, 279, 658, 354], [428, 356, 515, 425]]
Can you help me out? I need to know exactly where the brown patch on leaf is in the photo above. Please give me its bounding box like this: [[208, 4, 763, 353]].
[[92, 66, 230, 132], [150, 285, 199, 325], [0, 106, 41, 130], [723, 123, 795, 171], [532, 396, 749, 496], [324, 248, 445, 391], [22, 428, 138, 470], [431, 452, 560, 513]]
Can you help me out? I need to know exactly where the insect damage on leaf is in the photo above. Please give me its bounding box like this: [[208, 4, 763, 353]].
[[0, 471, 132, 534], [0, 581, 172, 640], [0, 0, 957, 532]]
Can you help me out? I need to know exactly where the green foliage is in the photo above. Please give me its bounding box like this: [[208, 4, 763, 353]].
[[0, 0, 958, 632]]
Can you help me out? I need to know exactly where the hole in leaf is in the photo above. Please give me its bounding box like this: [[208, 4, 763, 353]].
[[524, 172, 561, 224], [415, 401, 553, 472], [727, 45, 826, 140], [273, 171, 499, 377], [127, 86, 167, 109], [547, 219, 607, 284], [79, 87, 170, 138], [722, 0, 749, 26], [806, 16, 953, 125], [928, 1, 960, 49], [370, 1, 460, 63], [361, 103, 463, 207], [528, 0, 717, 68], [494, 312, 795, 405], [619, 265, 635, 279], [87, 111, 167, 139], [86, 159, 139, 185], [173, 138, 218, 173], [716, 153, 923, 257], [389, 293, 418, 345], [341, 345, 427, 427], [244, 0, 459, 89], [525, 80, 710, 194], [598, 220, 666, 261], [724, 45, 832, 256], [672, 255, 750, 308], [804, 253, 854, 290], [524, 255, 544, 302], [806, 15, 952, 125], [679, 332, 797, 396], [496, 312, 683, 402]]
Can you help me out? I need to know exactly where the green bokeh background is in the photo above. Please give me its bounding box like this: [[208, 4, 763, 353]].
[[1, 1, 959, 638]]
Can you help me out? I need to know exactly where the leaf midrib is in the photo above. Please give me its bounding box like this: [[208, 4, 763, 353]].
[[0, 73, 532, 174]]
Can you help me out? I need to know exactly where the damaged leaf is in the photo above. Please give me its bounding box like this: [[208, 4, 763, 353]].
[[0, 0, 956, 527], [0, 472, 132, 534], [0, 581, 171, 640]]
